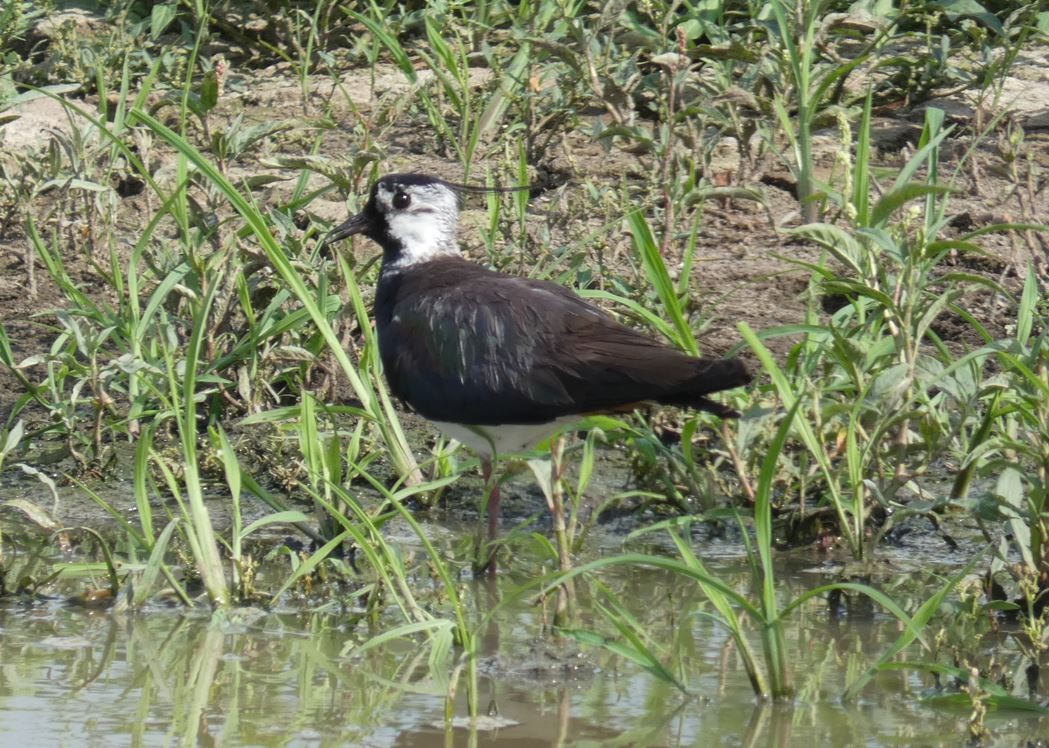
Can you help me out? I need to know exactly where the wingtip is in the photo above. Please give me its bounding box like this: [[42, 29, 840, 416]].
[[727, 358, 752, 388]]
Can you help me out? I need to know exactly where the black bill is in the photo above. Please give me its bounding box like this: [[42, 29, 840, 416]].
[[323, 211, 370, 247]]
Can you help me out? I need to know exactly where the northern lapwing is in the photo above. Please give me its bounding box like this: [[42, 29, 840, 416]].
[[325, 173, 751, 570]]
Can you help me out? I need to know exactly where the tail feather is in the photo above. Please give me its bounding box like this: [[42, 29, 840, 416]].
[[661, 357, 752, 417], [692, 357, 752, 394]]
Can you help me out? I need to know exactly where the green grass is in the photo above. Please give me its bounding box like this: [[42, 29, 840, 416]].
[[0, 0, 1047, 733]]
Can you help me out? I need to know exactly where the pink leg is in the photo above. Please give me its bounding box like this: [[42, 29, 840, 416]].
[[482, 458, 500, 575]]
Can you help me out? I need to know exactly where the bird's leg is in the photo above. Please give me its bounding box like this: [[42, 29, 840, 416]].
[[481, 457, 500, 575]]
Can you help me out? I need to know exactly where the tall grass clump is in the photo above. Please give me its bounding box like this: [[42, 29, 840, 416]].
[[548, 397, 982, 700], [730, 94, 1046, 559], [128, 106, 421, 485], [1, 62, 427, 607]]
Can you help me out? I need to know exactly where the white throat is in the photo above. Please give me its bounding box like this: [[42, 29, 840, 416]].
[[385, 210, 460, 269]]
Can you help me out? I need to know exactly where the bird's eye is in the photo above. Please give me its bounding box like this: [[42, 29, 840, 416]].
[[392, 191, 411, 209]]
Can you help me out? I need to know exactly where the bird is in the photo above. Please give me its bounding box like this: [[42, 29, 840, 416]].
[[324, 172, 751, 571]]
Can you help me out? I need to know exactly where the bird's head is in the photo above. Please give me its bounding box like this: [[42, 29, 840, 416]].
[[325, 173, 462, 270]]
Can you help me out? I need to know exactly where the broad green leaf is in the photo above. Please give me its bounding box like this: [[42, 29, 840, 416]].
[[150, 3, 177, 39]]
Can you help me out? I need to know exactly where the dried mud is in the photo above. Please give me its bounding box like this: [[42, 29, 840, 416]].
[[1, 52, 1047, 421]]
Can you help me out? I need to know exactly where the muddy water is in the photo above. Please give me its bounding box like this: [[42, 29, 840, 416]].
[[2, 532, 1048, 748]]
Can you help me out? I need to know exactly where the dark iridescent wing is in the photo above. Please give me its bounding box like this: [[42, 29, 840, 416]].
[[378, 262, 748, 425], [378, 272, 572, 423]]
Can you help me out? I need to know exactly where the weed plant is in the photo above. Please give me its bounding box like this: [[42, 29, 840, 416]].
[[0, 0, 1047, 734]]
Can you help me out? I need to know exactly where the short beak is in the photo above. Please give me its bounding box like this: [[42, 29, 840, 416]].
[[323, 211, 370, 247]]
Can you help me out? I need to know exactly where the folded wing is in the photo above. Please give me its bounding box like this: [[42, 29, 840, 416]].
[[377, 260, 750, 425]]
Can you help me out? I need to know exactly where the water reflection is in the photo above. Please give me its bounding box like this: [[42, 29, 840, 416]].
[[1, 561, 1047, 746]]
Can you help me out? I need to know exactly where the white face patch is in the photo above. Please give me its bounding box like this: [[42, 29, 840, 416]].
[[376, 181, 462, 269]]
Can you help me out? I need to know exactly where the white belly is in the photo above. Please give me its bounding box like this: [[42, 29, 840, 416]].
[[432, 417, 580, 457]]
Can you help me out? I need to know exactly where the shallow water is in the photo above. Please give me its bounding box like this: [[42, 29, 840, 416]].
[[1, 460, 1046, 746], [2, 538, 1047, 747]]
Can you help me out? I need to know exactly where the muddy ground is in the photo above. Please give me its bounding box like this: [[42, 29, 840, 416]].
[[1, 47, 1047, 426]]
